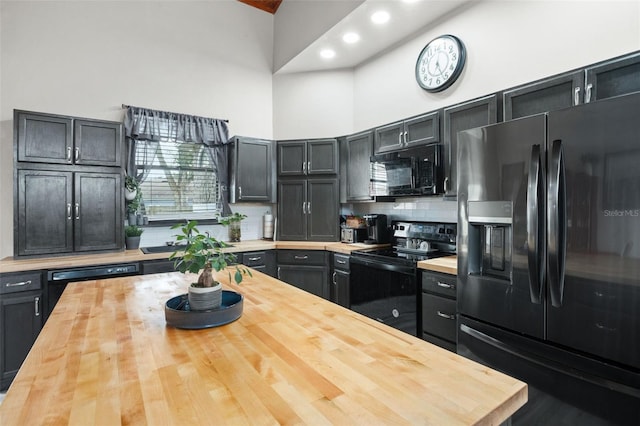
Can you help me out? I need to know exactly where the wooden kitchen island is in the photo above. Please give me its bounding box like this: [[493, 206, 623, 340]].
[[0, 269, 526, 425]]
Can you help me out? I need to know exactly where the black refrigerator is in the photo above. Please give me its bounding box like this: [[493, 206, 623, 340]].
[[457, 92, 640, 425]]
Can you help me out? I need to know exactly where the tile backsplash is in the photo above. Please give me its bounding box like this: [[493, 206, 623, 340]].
[[341, 197, 457, 224]]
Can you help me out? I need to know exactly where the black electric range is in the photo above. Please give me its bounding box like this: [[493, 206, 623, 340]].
[[351, 221, 457, 265], [349, 221, 456, 337]]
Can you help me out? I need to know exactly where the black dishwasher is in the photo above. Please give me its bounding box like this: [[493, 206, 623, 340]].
[[46, 263, 140, 320]]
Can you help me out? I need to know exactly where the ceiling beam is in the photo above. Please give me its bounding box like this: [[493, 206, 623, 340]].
[[238, 0, 283, 15]]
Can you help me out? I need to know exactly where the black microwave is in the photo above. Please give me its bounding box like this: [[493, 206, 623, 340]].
[[369, 145, 443, 196]]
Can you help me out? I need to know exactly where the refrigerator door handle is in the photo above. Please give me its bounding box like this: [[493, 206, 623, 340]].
[[548, 139, 567, 308], [527, 144, 544, 303]]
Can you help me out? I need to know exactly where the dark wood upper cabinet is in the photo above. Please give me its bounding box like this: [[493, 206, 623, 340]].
[[15, 111, 122, 167], [277, 139, 337, 176], [443, 94, 499, 197], [503, 71, 583, 121], [277, 179, 307, 241], [14, 110, 124, 258], [346, 131, 373, 202], [584, 51, 640, 103], [374, 111, 439, 155], [229, 136, 275, 203], [74, 119, 122, 167]]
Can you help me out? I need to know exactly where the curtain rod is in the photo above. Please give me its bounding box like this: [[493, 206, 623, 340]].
[[121, 104, 229, 123]]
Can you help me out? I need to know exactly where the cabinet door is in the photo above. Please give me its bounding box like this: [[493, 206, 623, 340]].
[[74, 172, 122, 252], [443, 94, 498, 197], [503, 71, 583, 120], [307, 139, 338, 175], [332, 269, 350, 308], [277, 180, 307, 240], [74, 119, 122, 167], [307, 179, 339, 241], [235, 138, 274, 201], [585, 52, 640, 103], [373, 121, 404, 154], [16, 169, 73, 256], [277, 141, 306, 176], [16, 111, 73, 164], [0, 291, 43, 391], [404, 111, 440, 148], [346, 131, 373, 201], [278, 265, 328, 299]]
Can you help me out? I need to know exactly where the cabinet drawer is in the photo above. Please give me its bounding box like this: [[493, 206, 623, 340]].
[[0, 271, 43, 295], [422, 293, 456, 342], [242, 251, 267, 267], [422, 271, 456, 298], [277, 250, 327, 265], [333, 253, 350, 271]]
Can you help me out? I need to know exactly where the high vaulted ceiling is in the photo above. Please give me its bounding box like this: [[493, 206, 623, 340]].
[[238, 0, 283, 15]]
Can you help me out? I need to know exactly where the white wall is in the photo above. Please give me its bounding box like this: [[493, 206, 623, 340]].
[[273, 0, 640, 137], [0, 0, 274, 259], [353, 0, 640, 131], [273, 69, 354, 139]]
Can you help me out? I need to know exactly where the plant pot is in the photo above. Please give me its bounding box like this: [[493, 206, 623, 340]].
[[125, 188, 137, 201], [228, 222, 241, 242], [128, 213, 137, 226], [125, 236, 141, 250], [188, 282, 223, 311]]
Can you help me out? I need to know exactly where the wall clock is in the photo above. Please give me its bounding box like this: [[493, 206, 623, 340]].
[[415, 34, 466, 92]]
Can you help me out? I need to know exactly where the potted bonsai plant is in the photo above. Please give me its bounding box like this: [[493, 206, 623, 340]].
[[217, 212, 247, 242], [169, 220, 251, 311], [125, 225, 143, 250]]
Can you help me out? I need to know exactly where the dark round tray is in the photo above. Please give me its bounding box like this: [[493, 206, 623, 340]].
[[165, 290, 243, 329]]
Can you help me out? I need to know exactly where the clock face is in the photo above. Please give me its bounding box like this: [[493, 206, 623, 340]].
[[415, 35, 466, 92]]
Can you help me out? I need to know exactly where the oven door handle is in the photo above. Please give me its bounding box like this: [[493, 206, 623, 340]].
[[350, 256, 416, 275]]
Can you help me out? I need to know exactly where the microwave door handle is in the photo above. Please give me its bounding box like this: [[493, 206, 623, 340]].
[[526, 144, 544, 304]]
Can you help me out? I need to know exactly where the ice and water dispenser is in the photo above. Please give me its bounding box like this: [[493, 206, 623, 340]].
[[467, 201, 513, 281]]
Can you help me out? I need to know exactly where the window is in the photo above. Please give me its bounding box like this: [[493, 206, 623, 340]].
[[134, 138, 220, 222]]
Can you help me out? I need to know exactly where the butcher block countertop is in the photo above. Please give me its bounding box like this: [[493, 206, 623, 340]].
[[0, 270, 526, 425], [417, 255, 457, 275], [0, 240, 388, 274]]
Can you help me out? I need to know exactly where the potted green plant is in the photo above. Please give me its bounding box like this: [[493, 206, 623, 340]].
[[125, 176, 142, 225], [125, 225, 143, 250], [169, 221, 251, 311], [124, 175, 140, 201], [217, 212, 247, 242]]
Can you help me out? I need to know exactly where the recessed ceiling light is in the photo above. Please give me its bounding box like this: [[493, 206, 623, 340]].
[[320, 49, 336, 59], [342, 32, 360, 44], [371, 10, 390, 24]]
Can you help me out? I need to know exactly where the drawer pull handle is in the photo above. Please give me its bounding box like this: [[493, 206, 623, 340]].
[[75, 202, 80, 220], [336, 259, 347, 265], [332, 272, 337, 285], [6, 280, 31, 287], [294, 255, 309, 260], [67, 203, 72, 220], [248, 257, 261, 261], [437, 281, 453, 289], [436, 311, 455, 320], [74, 147, 80, 161], [35, 297, 40, 316], [66, 146, 72, 162]]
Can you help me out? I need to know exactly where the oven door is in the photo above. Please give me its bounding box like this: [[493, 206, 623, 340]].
[[349, 256, 418, 336]]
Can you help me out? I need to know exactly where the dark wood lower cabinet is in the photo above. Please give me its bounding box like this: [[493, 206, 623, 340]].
[[276, 250, 329, 299], [0, 271, 44, 391], [421, 270, 457, 352]]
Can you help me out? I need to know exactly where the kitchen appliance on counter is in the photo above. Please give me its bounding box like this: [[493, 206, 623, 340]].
[[340, 227, 367, 244], [457, 92, 640, 424], [362, 214, 389, 244], [350, 221, 456, 336], [369, 145, 443, 197]]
